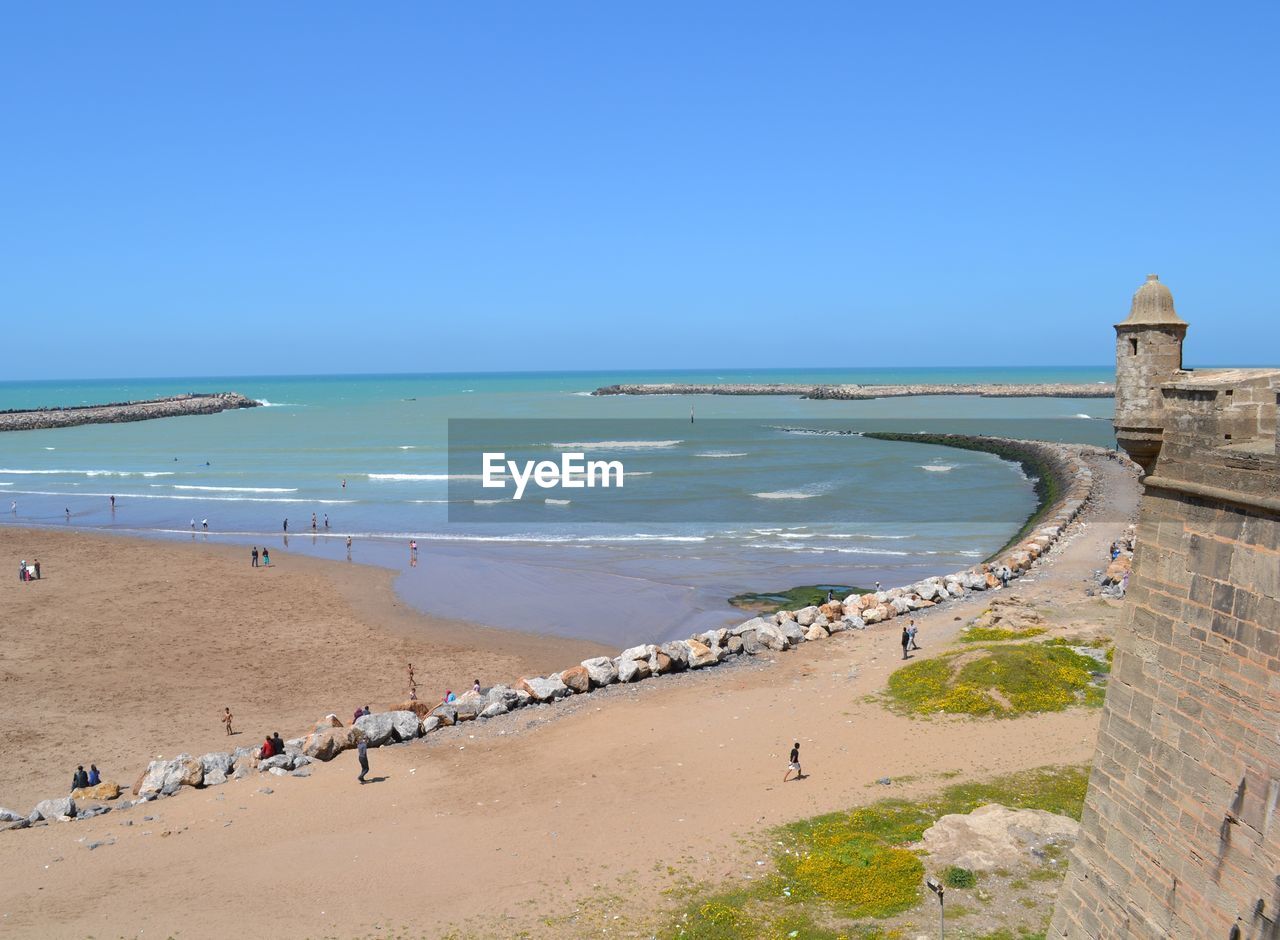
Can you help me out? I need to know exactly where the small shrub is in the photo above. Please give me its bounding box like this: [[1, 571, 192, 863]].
[[943, 866, 977, 888]]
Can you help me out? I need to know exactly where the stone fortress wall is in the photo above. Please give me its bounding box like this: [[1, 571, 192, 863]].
[[1050, 277, 1280, 939]]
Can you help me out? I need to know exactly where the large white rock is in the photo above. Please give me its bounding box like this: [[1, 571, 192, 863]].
[[618, 644, 656, 662], [517, 675, 570, 702], [685, 639, 719, 668], [795, 606, 820, 627], [753, 621, 790, 650], [616, 657, 651, 683], [776, 618, 806, 644], [659, 641, 690, 669], [355, 712, 398, 746], [581, 657, 618, 687], [921, 803, 1079, 871], [730, 617, 774, 637], [200, 752, 234, 777], [805, 624, 829, 641]]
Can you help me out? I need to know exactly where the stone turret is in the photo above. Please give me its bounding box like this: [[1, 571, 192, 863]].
[[1113, 274, 1187, 472]]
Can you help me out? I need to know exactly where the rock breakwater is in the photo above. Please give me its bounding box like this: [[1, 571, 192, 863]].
[[593, 382, 1113, 399], [0, 393, 259, 432]]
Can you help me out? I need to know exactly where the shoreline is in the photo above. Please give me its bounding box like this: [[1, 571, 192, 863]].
[[593, 381, 1115, 399], [0, 392, 258, 432]]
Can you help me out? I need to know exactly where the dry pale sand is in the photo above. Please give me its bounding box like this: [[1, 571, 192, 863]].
[[0, 455, 1139, 938]]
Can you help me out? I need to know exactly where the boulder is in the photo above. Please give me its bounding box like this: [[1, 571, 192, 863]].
[[389, 710, 421, 740], [203, 770, 228, 787], [753, 622, 790, 650], [890, 597, 914, 615], [730, 616, 774, 637], [355, 711, 398, 746], [431, 704, 458, 725], [258, 755, 291, 772], [685, 639, 719, 669], [698, 628, 728, 649], [805, 624, 830, 641], [825, 617, 847, 634], [726, 635, 744, 654], [776, 619, 806, 643], [0, 807, 23, 822], [862, 605, 887, 624], [302, 726, 364, 762], [392, 700, 436, 720], [560, 665, 591, 693], [33, 797, 76, 821], [480, 701, 509, 719], [648, 651, 674, 675], [452, 691, 486, 721], [231, 747, 258, 773], [776, 610, 796, 622], [421, 716, 443, 734], [201, 752, 235, 778], [659, 641, 690, 670], [1102, 555, 1131, 585], [819, 601, 844, 619], [795, 606, 820, 627], [920, 803, 1079, 871], [740, 630, 764, 654], [581, 656, 619, 687], [616, 657, 651, 683], [844, 616, 867, 631], [138, 754, 204, 796], [618, 644, 656, 663], [313, 714, 343, 731], [71, 782, 121, 802], [517, 675, 570, 702], [485, 685, 523, 711]]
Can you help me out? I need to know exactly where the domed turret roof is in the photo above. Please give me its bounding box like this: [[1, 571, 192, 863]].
[[1119, 274, 1187, 326]]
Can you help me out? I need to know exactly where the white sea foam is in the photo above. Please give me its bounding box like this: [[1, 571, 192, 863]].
[[695, 451, 748, 458], [472, 499, 503, 505], [44, 447, 55, 450], [919, 465, 955, 472], [544, 498, 571, 505], [1073, 413, 1092, 419], [753, 484, 830, 499], [5, 489, 351, 505], [254, 399, 300, 407], [367, 473, 483, 482], [569, 391, 594, 396], [0, 468, 175, 477], [170, 485, 299, 494], [550, 440, 682, 450], [398, 445, 417, 450]]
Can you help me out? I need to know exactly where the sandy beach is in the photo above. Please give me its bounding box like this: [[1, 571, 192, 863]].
[[0, 453, 1138, 937], [0, 529, 608, 811]]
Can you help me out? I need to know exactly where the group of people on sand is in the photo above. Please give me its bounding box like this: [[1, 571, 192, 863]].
[[249, 546, 271, 567], [71, 764, 102, 792], [258, 731, 286, 759], [17, 558, 40, 581]]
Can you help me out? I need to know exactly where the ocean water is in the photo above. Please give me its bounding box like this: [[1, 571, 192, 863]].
[[0, 368, 1115, 645]]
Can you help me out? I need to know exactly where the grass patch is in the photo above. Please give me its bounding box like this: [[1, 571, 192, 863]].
[[960, 626, 1047, 643], [661, 766, 1089, 939], [944, 866, 978, 888], [728, 584, 868, 615], [885, 643, 1108, 717]]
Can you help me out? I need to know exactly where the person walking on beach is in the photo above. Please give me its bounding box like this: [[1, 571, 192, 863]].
[[109, 495, 115, 510], [33, 559, 40, 580], [251, 547, 259, 568], [783, 742, 803, 782], [901, 625, 911, 659], [346, 535, 352, 552], [356, 739, 370, 784], [222, 706, 234, 735], [261, 547, 270, 566]]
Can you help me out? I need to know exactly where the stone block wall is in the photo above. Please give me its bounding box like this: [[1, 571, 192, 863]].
[[1050, 449, 1280, 938]]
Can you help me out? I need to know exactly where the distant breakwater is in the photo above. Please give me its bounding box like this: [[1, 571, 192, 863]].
[[593, 382, 1114, 399], [0, 393, 259, 432]]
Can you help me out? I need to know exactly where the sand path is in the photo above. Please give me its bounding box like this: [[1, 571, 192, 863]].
[[0, 455, 1138, 938]]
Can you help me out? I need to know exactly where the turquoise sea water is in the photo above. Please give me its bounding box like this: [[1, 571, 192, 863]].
[[0, 368, 1115, 644]]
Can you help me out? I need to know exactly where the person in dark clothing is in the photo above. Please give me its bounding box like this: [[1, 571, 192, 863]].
[[901, 626, 911, 659], [88, 765, 101, 786], [353, 706, 365, 724], [783, 742, 802, 782], [251, 547, 259, 567], [271, 732, 285, 755], [72, 766, 89, 791], [33, 559, 40, 579], [357, 739, 369, 783]]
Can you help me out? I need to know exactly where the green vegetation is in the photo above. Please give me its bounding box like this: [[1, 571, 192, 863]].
[[960, 625, 1047, 643], [728, 584, 868, 615], [661, 766, 1089, 939], [885, 642, 1109, 717], [944, 866, 978, 889], [860, 432, 1066, 560]]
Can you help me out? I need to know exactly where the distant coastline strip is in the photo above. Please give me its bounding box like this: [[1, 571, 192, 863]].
[[592, 382, 1114, 399], [0, 393, 260, 432]]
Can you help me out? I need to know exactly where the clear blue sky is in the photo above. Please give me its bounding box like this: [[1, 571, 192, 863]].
[[3, 2, 1277, 379]]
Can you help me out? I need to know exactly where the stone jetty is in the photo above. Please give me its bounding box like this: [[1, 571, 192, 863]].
[[0, 393, 259, 432], [1, 434, 1112, 833], [593, 382, 1113, 399]]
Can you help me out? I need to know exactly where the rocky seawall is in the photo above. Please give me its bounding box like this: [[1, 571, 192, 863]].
[[0, 393, 259, 432], [0, 435, 1115, 831], [593, 383, 1114, 399]]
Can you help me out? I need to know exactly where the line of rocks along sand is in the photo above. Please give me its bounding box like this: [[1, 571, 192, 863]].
[[0, 392, 258, 431], [0, 449, 1140, 938], [594, 382, 1114, 398]]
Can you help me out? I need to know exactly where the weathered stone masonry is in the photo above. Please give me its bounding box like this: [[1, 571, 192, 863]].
[[1050, 276, 1280, 939]]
